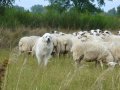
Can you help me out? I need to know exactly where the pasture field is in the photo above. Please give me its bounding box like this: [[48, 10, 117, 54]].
[[1, 48, 120, 90]]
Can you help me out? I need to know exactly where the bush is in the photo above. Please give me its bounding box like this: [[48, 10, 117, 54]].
[[0, 8, 120, 30]]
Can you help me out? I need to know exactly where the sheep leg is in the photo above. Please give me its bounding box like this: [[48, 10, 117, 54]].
[[64, 44, 67, 54], [75, 55, 84, 68], [57, 53, 60, 59], [75, 60, 80, 68], [95, 61, 99, 68], [118, 61, 120, 66], [18, 51, 21, 56], [100, 60, 103, 70]]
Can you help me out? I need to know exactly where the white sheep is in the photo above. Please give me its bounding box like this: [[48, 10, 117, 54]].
[[118, 31, 120, 36], [50, 33, 74, 57], [102, 33, 120, 42], [56, 34, 73, 57], [78, 32, 103, 42], [72, 32, 78, 36], [71, 41, 114, 69], [18, 36, 40, 54], [107, 42, 120, 65], [50, 33, 61, 56]]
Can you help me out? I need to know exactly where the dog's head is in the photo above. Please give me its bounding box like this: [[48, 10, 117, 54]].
[[42, 33, 52, 44]]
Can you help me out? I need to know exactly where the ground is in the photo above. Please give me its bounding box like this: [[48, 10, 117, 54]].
[[0, 48, 120, 90]]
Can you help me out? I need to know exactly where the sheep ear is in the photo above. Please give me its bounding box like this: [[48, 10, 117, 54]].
[[81, 39, 86, 42], [106, 32, 109, 34], [81, 32, 85, 36], [90, 33, 93, 35], [99, 30, 102, 33], [75, 32, 78, 36], [83, 35, 87, 38]]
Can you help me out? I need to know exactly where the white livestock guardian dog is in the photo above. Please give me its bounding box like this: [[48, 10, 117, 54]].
[[33, 33, 53, 66]]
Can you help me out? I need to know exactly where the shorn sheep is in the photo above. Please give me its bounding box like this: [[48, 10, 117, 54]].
[[51, 33, 73, 57], [71, 41, 115, 69], [18, 30, 120, 69], [57, 34, 73, 56], [32, 33, 53, 66], [18, 36, 40, 54]]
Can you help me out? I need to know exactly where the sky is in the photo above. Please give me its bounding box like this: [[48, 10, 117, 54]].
[[14, 0, 120, 12]]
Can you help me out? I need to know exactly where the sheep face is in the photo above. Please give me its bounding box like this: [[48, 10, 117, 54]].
[[19, 41, 28, 52], [103, 30, 112, 36], [96, 29, 102, 36], [118, 31, 120, 35]]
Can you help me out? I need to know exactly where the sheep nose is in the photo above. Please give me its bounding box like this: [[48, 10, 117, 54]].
[[90, 33, 93, 35], [96, 33, 100, 36]]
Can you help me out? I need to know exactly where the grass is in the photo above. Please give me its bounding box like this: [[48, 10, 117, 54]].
[[1, 8, 120, 30], [1, 49, 120, 90]]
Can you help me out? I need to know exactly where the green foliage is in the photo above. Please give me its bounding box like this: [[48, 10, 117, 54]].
[[0, 6, 5, 15], [47, 0, 71, 12], [107, 5, 120, 16], [0, 0, 15, 15], [0, 8, 20, 28], [0, 0, 14, 7], [47, 0, 104, 12], [13, 5, 25, 12], [31, 5, 45, 13], [117, 5, 120, 15], [0, 7, 120, 30], [107, 8, 116, 16]]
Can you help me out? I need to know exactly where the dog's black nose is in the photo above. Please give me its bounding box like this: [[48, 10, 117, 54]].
[[47, 38, 50, 43], [48, 38, 50, 41]]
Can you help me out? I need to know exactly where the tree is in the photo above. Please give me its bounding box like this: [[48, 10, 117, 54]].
[[0, 0, 15, 7], [108, 8, 116, 15], [13, 5, 25, 12], [0, 0, 15, 15], [48, 0, 71, 12], [31, 5, 45, 13], [47, 0, 105, 12], [117, 5, 120, 15]]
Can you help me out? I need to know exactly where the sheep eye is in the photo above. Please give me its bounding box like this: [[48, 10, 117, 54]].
[[81, 33, 85, 36], [106, 32, 109, 34], [90, 33, 93, 35]]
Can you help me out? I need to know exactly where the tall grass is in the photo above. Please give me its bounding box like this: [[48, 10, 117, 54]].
[[0, 8, 120, 30], [0, 27, 49, 48], [1, 49, 120, 90]]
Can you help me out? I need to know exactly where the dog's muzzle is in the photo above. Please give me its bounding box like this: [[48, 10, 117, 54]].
[[47, 38, 50, 43]]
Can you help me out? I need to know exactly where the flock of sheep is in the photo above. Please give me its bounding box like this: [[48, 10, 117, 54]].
[[18, 29, 120, 69]]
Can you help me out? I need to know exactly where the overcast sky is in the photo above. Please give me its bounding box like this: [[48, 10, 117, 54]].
[[14, 0, 120, 12]]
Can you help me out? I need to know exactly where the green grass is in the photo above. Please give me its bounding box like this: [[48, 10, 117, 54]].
[[1, 8, 120, 30], [1, 49, 120, 90]]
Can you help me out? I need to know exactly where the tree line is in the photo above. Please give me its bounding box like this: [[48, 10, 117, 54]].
[[0, 0, 120, 30]]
